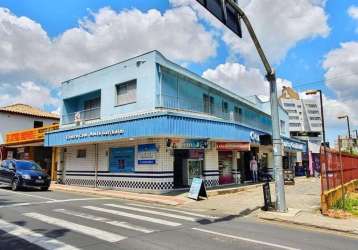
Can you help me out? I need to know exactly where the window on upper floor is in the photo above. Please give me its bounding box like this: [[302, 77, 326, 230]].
[[222, 101, 228, 113], [33, 121, 43, 128], [289, 116, 299, 120], [284, 103, 295, 107], [234, 106, 242, 122], [116, 79, 137, 106], [308, 110, 319, 114], [280, 120, 286, 133], [310, 117, 321, 121], [289, 123, 301, 127], [306, 103, 318, 108], [287, 110, 297, 114], [203, 94, 214, 114]]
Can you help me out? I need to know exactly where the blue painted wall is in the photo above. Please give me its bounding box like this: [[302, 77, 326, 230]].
[[59, 50, 285, 134]]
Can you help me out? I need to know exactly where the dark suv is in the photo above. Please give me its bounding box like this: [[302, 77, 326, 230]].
[[0, 160, 51, 191]]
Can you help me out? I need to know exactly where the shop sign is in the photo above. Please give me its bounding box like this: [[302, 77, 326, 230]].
[[6, 124, 59, 145], [188, 177, 208, 200], [172, 139, 208, 149], [65, 129, 124, 141], [283, 140, 305, 151], [216, 142, 250, 151], [137, 143, 157, 164], [250, 131, 260, 144]]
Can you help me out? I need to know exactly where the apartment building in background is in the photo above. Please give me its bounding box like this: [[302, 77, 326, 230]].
[[280, 86, 322, 153]]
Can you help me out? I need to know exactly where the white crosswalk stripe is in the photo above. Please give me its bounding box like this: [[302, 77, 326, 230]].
[[104, 204, 199, 222], [54, 208, 154, 233], [128, 203, 219, 219], [83, 205, 182, 227], [24, 212, 126, 243], [0, 218, 79, 250]]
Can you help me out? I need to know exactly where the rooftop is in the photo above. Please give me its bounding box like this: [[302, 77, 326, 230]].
[[0, 104, 60, 120]]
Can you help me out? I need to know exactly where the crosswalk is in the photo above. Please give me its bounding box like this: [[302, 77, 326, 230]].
[[0, 202, 216, 249]]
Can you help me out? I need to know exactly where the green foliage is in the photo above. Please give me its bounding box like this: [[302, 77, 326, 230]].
[[333, 194, 358, 215]]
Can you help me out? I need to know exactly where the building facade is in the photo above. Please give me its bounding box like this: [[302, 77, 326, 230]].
[[45, 51, 306, 193]]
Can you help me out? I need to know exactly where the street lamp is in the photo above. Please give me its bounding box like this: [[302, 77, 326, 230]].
[[305, 90, 327, 193], [338, 115, 352, 154]]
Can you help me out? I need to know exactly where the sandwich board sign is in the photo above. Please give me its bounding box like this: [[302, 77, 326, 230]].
[[188, 178, 208, 200]]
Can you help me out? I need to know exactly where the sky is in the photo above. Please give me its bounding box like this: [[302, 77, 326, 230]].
[[0, 0, 357, 144]]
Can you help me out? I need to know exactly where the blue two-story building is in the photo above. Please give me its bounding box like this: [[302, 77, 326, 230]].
[[45, 51, 306, 193]]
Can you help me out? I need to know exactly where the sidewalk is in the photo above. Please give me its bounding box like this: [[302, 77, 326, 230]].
[[50, 181, 264, 206]]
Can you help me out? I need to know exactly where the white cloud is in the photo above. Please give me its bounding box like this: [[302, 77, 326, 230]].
[[348, 5, 358, 19], [202, 62, 292, 98], [0, 6, 217, 84], [172, 0, 330, 66], [224, 0, 330, 66], [321, 41, 358, 141], [0, 81, 59, 109], [323, 42, 358, 100]]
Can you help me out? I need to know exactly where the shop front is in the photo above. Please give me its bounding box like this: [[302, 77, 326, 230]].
[[4, 124, 59, 179], [168, 138, 207, 188], [282, 137, 307, 175], [216, 142, 251, 185], [45, 112, 270, 193]]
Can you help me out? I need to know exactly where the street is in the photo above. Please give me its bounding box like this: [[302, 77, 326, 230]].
[[0, 186, 357, 250]]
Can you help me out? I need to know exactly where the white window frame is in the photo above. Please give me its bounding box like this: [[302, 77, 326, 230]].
[[115, 79, 137, 106]]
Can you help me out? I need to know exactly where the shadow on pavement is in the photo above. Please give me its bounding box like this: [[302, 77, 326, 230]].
[[196, 206, 262, 225]]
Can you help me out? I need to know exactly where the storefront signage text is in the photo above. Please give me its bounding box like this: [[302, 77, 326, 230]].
[[283, 140, 305, 151], [137, 143, 157, 165], [216, 142, 250, 151], [65, 129, 124, 141], [6, 124, 59, 145], [250, 131, 261, 144]]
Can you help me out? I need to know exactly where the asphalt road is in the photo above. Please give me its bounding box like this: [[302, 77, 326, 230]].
[[0, 185, 357, 250]]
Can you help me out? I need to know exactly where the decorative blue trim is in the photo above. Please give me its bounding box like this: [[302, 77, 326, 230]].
[[45, 113, 268, 146]]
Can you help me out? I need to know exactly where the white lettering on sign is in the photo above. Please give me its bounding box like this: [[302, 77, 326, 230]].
[[65, 129, 124, 141], [283, 140, 304, 151], [250, 131, 260, 143]]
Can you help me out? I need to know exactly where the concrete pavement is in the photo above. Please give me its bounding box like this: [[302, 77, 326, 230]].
[[1, 185, 358, 249]]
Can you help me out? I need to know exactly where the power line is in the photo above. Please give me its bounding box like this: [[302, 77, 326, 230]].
[[294, 72, 358, 89]]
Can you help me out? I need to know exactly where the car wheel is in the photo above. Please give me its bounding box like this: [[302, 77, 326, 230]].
[[41, 186, 49, 191], [11, 179, 19, 191]]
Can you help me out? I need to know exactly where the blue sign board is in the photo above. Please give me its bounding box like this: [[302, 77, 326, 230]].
[[137, 143, 157, 165], [188, 177, 208, 200], [109, 147, 135, 173]]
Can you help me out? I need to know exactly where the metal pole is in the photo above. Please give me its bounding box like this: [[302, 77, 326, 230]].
[[346, 117, 352, 154], [94, 144, 99, 188], [338, 136, 345, 210], [226, 0, 286, 212], [318, 90, 329, 195]]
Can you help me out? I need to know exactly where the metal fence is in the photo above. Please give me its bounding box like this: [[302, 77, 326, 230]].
[[320, 146, 358, 193]]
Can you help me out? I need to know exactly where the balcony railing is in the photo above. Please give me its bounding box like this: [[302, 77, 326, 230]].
[[156, 94, 239, 121], [156, 94, 271, 132], [62, 107, 101, 125]]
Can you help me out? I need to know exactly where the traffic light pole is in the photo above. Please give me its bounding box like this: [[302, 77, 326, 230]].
[[226, 0, 287, 212]]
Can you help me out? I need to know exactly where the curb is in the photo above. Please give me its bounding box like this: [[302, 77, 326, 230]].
[[258, 213, 358, 235], [207, 183, 263, 197], [50, 185, 186, 206]]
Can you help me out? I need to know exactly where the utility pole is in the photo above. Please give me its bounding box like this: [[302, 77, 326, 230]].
[[338, 115, 352, 154], [197, 0, 287, 212]]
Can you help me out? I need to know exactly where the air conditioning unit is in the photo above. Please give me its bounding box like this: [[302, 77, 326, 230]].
[[74, 112, 82, 126]]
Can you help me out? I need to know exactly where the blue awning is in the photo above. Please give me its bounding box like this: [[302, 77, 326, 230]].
[[45, 112, 268, 146]]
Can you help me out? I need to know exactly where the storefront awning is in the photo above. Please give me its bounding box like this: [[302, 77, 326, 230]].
[[45, 112, 268, 146], [5, 124, 59, 147]]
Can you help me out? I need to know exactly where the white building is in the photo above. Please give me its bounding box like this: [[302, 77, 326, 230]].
[[280, 86, 322, 152]]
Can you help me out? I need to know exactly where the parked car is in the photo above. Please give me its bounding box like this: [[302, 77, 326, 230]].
[[0, 160, 50, 191]]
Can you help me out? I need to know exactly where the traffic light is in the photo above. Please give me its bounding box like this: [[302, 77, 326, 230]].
[[196, 0, 242, 38]]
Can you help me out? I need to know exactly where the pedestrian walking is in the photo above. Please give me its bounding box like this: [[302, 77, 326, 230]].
[[250, 156, 258, 183]]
